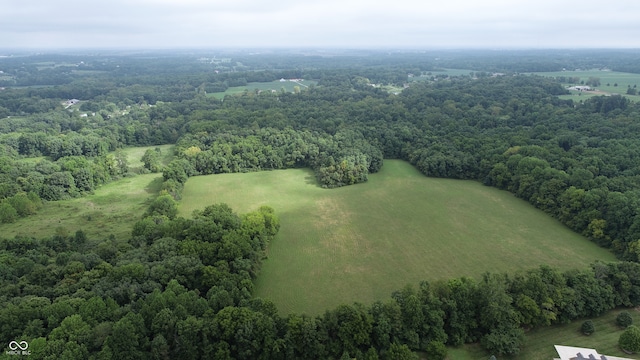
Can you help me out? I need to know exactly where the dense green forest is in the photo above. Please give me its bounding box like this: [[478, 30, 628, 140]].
[[2, 49, 640, 358]]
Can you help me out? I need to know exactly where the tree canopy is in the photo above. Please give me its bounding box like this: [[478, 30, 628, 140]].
[[3, 50, 640, 358]]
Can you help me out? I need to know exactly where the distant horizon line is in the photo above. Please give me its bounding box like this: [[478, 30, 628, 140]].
[[1, 46, 640, 55]]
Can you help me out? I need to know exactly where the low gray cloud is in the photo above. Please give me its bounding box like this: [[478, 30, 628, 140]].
[[2, 0, 639, 49]]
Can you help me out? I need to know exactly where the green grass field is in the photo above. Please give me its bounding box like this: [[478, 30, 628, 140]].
[[0, 173, 162, 240], [409, 68, 476, 82], [179, 160, 616, 315], [120, 144, 175, 169], [453, 308, 640, 359], [532, 70, 640, 102], [208, 80, 318, 100]]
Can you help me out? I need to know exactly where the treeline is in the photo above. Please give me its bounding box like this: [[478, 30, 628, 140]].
[[160, 127, 382, 192], [3, 200, 640, 358], [16, 131, 113, 160]]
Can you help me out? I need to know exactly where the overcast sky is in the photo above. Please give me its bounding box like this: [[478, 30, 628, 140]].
[[2, 0, 639, 49]]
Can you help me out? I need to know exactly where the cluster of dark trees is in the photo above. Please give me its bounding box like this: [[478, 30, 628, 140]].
[[160, 127, 382, 190], [0, 191, 42, 223]]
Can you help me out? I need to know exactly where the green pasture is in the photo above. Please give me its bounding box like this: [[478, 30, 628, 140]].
[[119, 144, 175, 169], [208, 80, 318, 100], [33, 61, 78, 70], [0, 173, 162, 240], [179, 160, 615, 315], [533, 70, 640, 101], [454, 308, 640, 359], [435, 68, 476, 76], [409, 68, 475, 81]]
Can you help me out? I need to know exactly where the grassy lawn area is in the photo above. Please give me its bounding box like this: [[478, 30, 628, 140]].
[[454, 308, 640, 359], [208, 80, 318, 99], [409, 68, 476, 82], [0, 173, 162, 240], [179, 160, 616, 315], [120, 144, 175, 169]]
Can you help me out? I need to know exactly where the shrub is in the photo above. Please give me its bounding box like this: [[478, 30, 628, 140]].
[[425, 341, 447, 360], [481, 326, 525, 356], [146, 194, 178, 219], [619, 325, 640, 353], [617, 311, 633, 328], [0, 202, 18, 223], [581, 320, 595, 335], [383, 343, 418, 360]]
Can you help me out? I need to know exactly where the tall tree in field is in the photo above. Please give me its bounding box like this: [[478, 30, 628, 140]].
[[142, 148, 162, 172]]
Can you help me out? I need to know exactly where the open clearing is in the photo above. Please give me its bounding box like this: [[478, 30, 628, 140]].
[[179, 160, 616, 315], [0, 173, 162, 240], [208, 80, 318, 99], [120, 144, 175, 169]]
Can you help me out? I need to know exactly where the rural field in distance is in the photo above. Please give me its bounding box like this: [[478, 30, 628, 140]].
[[179, 160, 616, 315]]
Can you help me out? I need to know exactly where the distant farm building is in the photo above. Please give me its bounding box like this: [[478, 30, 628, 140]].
[[280, 78, 304, 82], [568, 86, 592, 91]]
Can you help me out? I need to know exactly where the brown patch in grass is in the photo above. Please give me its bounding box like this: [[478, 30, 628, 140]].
[[314, 197, 347, 228], [313, 197, 372, 264]]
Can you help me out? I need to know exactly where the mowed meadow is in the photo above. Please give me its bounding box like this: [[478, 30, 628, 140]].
[[208, 79, 318, 99], [179, 160, 616, 315]]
